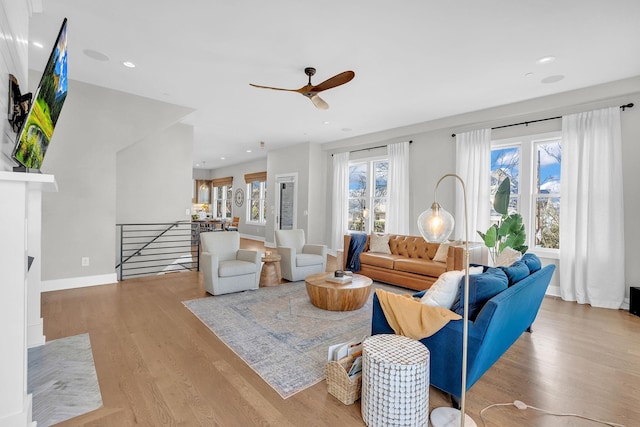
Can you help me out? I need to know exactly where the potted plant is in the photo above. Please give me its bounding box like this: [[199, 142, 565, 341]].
[[477, 177, 528, 264]]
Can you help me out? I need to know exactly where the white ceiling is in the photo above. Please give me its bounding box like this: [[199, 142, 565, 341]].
[[28, 0, 640, 170]]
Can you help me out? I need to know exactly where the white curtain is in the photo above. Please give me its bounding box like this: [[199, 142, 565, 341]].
[[332, 151, 350, 251], [386, 141, 410, 235], [560, 107, 625, 309], [455, 129, 491, 242]]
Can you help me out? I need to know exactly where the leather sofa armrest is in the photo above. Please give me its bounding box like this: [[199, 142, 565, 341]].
[[446, 245, 465, 271]]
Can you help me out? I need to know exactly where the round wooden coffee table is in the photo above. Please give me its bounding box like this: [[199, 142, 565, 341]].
[[305, 272, 373, 311]]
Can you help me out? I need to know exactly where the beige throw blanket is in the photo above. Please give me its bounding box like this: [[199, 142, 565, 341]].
[[376, 289, 462, 340]]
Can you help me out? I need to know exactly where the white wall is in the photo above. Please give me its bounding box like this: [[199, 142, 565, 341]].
[[208, 158, 267, 239], [117, 123, 194, 224], [322, 76, 640, 298], [40, 78, 193, 286]]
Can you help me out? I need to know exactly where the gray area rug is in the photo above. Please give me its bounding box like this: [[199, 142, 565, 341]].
[[183, 281, 403, 398], [28, 333, 103, 427]]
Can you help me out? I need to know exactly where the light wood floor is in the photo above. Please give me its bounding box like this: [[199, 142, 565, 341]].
[[41, 239, 639, 426]]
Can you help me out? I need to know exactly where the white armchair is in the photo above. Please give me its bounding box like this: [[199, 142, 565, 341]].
[[275, 229, 327, 281], [200, 231, 260, 295]]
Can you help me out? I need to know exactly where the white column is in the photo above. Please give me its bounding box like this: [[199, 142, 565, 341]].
[[0, 172, 56, 427]]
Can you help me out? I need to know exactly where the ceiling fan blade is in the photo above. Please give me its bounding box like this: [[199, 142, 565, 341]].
[[249, 83, 298, 92], [310, 95, 329, 110], [311, 71, 355, 92]]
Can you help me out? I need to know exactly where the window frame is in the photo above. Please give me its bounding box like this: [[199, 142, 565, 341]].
[[347, 155, 388, 234], [491, 131, 561, 259], [212, 184, 233, 219], [246, 180, 267, 225]]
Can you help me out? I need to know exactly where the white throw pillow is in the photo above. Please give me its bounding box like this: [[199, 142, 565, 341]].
[[469, 266, 484, 275], [494, 246, 522, 267], [369, 233, 391, 254], [432, 243, 450, 263], [432, 240, 461, 263], [420, 270, 465, 309]]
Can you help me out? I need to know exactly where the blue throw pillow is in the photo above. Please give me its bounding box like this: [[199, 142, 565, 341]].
[[451, 267, 508, 320], [500, 260, 530, 286], [521, 253, 542, 273]]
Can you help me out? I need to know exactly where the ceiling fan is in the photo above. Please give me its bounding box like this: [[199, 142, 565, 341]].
[[250, 67, 355, 110]]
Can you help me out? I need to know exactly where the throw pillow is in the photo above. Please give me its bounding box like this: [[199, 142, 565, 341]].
[[433, 240, 460, 263], [494, 246, 522, 267], [420, 270, 465, 309], [469, 266, 484, 275], [432, 242, 450, 263], [521, 253, 542, 273], [451, 267, 508, 320], [499, 260, 530, 286], [369, 233, 391, 254]]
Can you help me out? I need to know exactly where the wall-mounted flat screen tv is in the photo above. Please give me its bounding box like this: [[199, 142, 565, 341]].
[[12, 18, 68, 171]]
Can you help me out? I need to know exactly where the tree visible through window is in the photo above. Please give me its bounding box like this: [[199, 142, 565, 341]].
[[247, 180, 267, 224], [213, 185, 232, 219], [348, 158, 388, 233], [491, 133, 561, 250]]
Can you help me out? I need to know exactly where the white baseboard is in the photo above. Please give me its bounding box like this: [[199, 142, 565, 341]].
[[27, 319, 45, 348], [42, 273, 118, 292]]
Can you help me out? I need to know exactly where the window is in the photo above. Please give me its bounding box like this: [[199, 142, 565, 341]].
[[211, 177, 233, 219], [245, 172, 267, 224], [212, 185, 232, 219], [348, 157, 388, 233], [491, 132, 561, 251]]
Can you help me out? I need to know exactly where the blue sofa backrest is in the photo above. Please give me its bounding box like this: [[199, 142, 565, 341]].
[[467, 264, 556, 386]]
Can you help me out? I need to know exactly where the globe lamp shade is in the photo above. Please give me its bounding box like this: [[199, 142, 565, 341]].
[[417, 202, 455, 243]]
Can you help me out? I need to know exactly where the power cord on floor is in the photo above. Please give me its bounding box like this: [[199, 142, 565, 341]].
[[479, 400, 626, 427]]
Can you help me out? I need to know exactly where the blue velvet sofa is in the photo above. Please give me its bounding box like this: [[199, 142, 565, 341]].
[[371, 255, 555, 401]]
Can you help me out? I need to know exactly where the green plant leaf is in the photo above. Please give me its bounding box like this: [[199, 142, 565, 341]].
[[493, 177, 510, 216], [482, 224, 498, 248]]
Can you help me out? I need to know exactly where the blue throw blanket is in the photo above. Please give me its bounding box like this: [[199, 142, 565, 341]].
[[345, 233, 368, 272]]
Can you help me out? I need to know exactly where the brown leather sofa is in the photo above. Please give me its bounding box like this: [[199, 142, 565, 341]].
[[343, 234, 480, 291]]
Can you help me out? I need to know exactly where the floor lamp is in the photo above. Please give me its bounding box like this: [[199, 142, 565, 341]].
[[417, 173, 477, 427]]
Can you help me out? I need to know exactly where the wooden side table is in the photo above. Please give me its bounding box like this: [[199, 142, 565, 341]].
[[260, 253, 282, 287]]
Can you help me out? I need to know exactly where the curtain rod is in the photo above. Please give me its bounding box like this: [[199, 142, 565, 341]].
[[450, 103, 634, 137], [331, 140, 412, 156]]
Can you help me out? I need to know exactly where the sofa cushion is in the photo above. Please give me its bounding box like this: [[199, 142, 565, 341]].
[[359, 252, 397, 269], [394, 258, 447, 277], [521, 253, 542, 273], [420, 270, 465, 308], [500, 260, 530, 286], [451, 267, 508, 320], [369, 233, 391, 254]]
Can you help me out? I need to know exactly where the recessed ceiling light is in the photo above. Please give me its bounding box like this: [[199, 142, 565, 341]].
[[246, 149, 252, 153], [323, 121, 330, 125], [220, 157, 225, 160], [536, 56, 556, 65], [32, 41, 44, 49], [195, 163, 201, 167], [122, 61, 136, 68], [83, 49, 109, 61], [541, 75, 565, 84]]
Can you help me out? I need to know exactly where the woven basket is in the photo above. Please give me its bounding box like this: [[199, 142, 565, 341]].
[[326, 356, 362, 405]]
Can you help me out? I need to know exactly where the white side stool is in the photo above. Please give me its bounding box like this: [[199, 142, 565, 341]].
[[361, 334, 430, 427]]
